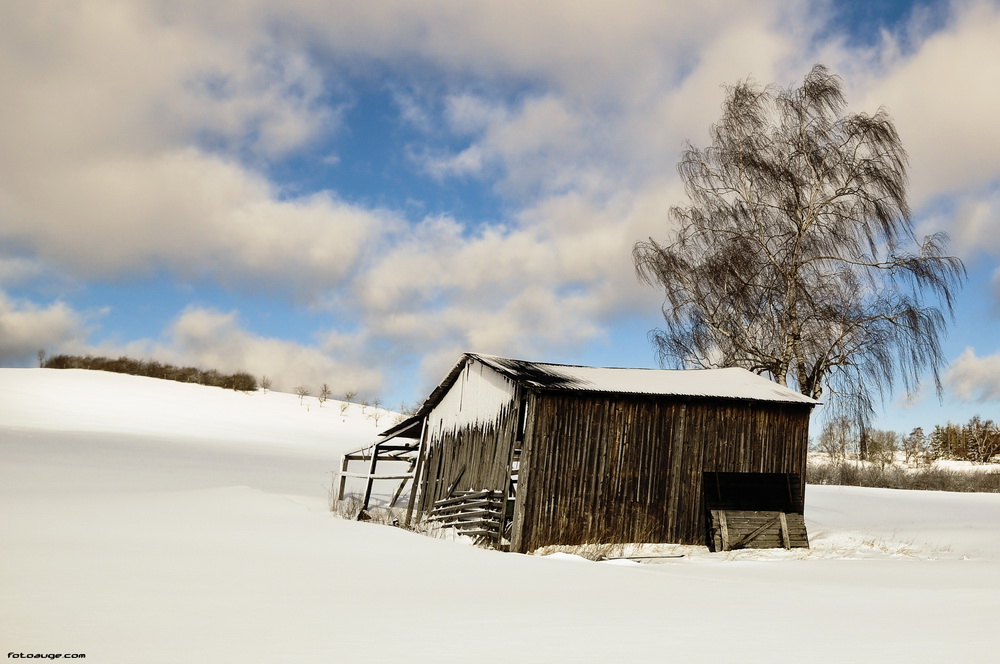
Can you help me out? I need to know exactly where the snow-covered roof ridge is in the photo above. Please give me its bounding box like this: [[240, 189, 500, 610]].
[[467, 353, 819, 405]]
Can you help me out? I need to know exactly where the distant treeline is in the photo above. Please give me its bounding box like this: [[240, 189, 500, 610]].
[[42, 354, 258, 392], [807, 461, 1000, 493]]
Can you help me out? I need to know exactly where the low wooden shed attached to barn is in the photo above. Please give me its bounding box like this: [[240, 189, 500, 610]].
[[342, 353, 818, 553]]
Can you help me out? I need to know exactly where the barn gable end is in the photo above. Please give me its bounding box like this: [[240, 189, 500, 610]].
[[416, 358, 521, 516]]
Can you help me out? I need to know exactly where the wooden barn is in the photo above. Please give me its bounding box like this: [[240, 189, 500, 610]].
[[339, 353, 819, 553]]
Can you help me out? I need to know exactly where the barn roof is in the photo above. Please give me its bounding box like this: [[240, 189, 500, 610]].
[[379, 353, 817, 438], [469, 354, 819, 405]]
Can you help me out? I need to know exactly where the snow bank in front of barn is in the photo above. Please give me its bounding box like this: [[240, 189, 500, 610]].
[[3, 368, 1000, 663], [532, 483, 1000, 563]]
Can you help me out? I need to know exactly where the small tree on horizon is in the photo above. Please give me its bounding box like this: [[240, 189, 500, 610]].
[[903, 427, 928, 465], [340, 390, 357, 415], [368, 397, 385, 426], [368, 411, 382, 426], [866, 429, 900, 468], [815, 416, 854, 461]]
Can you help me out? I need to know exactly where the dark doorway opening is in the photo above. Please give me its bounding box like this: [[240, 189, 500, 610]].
[[703, 472, 803, 513], [703, 472, 808, 551]]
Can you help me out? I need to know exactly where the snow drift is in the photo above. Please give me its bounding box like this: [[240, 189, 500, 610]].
[[2, 368, 999, 663]]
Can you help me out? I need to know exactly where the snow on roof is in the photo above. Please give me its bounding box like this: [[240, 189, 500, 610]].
[[469, 353, 818, 405]]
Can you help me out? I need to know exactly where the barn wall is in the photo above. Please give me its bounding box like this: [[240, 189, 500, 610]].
[[418, 359, 520, 513], [511, 392, 811, 552]]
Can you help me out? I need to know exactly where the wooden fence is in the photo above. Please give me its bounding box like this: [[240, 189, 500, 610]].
[[428, 490, 505, 546]]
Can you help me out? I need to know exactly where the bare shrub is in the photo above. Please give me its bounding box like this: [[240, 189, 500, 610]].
[[815, 417, 855, 461], [228, 372, 258, 392], [340, 390, 357, 415], [392, 401, 418, 424], [807, 459, 1000, 493], [867, 430, 899, 469], [329, 495, 364, 519], [329, 495, 410, 529], [536, 542, 629, 561], [368, 397, 385, 425], [40, 353, 257, 393]]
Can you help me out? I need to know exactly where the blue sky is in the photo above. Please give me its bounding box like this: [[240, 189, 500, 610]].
[[2, 0, 998, 434]]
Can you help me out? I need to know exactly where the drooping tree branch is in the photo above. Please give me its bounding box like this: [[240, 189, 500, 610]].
[[634, 65, 966, 429]]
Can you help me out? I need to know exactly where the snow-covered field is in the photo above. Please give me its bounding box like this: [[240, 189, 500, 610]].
[[3, 369, 1000, 663]]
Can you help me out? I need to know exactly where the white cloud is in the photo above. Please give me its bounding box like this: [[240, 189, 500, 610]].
[[358, 229, 576, 351], [0, 2, 328, 162], [912, 184, 1000, 310], [443, 93, 506, 135], [925, 186, 1000, 260], [118, 307, 385, 397], [0, 258, 47, 288], [944, 347, 1000, 402], [349, 183, 670, 382], [849, 0, 1000, 208], [0, 1, 367, 294], [392, 89, 438, 134], [0, 293, 86, 365], [2, 0, 998, 407], [421, 145, 487, 180], [0, 148, 392, 293]]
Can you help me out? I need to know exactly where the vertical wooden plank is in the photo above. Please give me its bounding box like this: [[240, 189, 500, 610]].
[[668, 401, 686, 542], [689, 402, 709, 544], [361, 442, 380, 511], [497, 388, 521, 547], [403, 420, 428, 527], [389, 455, 417, 508], [337, 453, 350, 501], [510, 392, 536, 553], [424, 439, 442, 514], [718, 510, 730, 551], [779, 511, 791, 549]]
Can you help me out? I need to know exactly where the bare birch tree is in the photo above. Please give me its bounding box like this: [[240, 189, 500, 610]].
[[634, 65, 964, 427]]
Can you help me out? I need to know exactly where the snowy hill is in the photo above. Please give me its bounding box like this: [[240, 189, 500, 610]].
[[2, 368, 1000, 663], [0, 367, 384, 449]]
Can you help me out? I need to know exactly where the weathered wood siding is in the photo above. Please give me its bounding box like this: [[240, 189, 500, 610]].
[[511, 391, 811, 552], [417, 360, 519, 514]]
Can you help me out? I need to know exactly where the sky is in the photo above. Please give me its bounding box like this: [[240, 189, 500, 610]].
[[1, 0, 998, 434]]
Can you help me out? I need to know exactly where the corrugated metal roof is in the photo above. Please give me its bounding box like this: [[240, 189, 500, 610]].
[[470, 353, 819, 405]]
